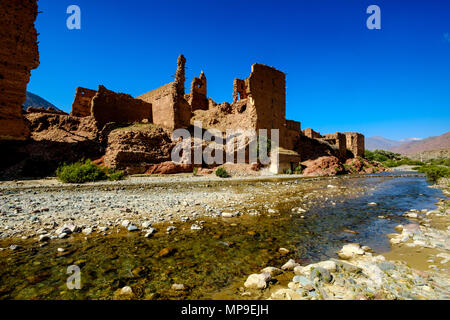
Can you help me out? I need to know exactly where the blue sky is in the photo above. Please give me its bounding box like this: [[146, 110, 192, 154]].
[[29, 0, 449, 140]]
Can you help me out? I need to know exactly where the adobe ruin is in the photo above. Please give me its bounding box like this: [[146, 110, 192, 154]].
[[70, 87, 97, 117], [69, 85, 153, 127], [63, 54, 364, 173], [0, 0, 39, 140], [344, 132, 365, 158], [137, 55, 191, 130], [302, 129, 365, 158]]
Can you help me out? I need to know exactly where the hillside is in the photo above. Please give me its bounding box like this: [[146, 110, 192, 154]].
[[390, 132, 450, 155], [365, 136, 404, 151], [24, 91, 62, 111], [409, 148, 450, 161]]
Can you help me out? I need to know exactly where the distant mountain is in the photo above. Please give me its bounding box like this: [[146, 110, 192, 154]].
[[390, 132, 450, 155], [23, 91, 62, 111], [365, 136, 410, 151], [409, 148, 450, 161]]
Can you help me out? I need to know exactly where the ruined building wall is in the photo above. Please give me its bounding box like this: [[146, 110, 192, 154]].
[[188, 72, 208, 111], [70, 87, 97, 117], [0, 0, 39, 140], [302, 128, 321, 139], [138, 55, 191, 130], [284, 120, 301, 151], [321, 132, 347, 158], [344, 132, 365, 157], [247, 64, 286, 133], [233, 79, 248, 103], [91, 85, 153, 127]]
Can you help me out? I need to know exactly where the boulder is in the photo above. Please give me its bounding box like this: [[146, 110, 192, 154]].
[[146, 161, 193, 175], [302, 156, 345, 177], [244, 273, 271, 290]]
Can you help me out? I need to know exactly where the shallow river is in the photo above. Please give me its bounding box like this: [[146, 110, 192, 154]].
[[0, 173, 445, 300]]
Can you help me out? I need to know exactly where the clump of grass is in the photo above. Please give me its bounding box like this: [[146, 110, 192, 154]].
[[56, 159, 125, 183], [215, 167, 230, 178], [284, 168, 292, 174], [193, 167, 199, 176], [294, 164, 303, 174]]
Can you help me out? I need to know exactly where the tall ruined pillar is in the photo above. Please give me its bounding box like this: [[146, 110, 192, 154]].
[[174, 54, 186, 96], [0, 0, 40, 140]]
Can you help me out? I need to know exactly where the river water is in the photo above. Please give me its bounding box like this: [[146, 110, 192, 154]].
[[0, 173, 445, 300]]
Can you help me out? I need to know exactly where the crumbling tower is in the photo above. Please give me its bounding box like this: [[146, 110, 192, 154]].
[[189, 71, 208, 111]]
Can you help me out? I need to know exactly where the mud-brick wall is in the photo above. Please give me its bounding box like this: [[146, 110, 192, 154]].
[[91, 86, 153, 126], [137, 55, 191, 130], [71, 87, 97, 117], [0, 0, 40, 140], [321, 133, 347, 158], [344, 132, 365, 157]]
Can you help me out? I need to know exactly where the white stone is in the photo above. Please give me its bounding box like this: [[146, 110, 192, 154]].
[[221, 212, 236, 218], [39, 234, 50, 242], [121, 220, 131, 227], [244, 273, 271, 290], [281, 259, 299, 270], [82, 227, 93, 235], [172, 283, 185, 291], [337, 243, 365, 260], [120, 286, 133, 295], [260, 267, 283, 276], [142, 221, 152, 229]]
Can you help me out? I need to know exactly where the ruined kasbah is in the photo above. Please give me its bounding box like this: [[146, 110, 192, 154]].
[[0, 0, 373, 179]]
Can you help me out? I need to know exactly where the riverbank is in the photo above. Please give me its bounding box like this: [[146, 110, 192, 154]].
[[236, 179, 450, 300]]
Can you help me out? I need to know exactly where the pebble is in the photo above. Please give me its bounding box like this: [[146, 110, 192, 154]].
[[172, 283, 185, 291], [39, 234, 50, 242], [127, 225, 139, 232], [120, 286, 133, 296], [82, 228, 93, 235], [281, 259, 299, 270], [166, 226, 176, 233]]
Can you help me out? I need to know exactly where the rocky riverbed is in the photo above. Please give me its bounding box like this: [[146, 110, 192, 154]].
[[236, 180, 450, 300], [0, 173, 447, 300], [0, 174, 368, 240]]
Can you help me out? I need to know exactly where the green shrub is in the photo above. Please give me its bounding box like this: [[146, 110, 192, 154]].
[[414, 165, 450, 183], [427, 158, 450, 167], [193, 167, 199, 176], [284, 168, 293, 175], [365, 149, 402, 162], [108, 170, 125, 181], [383, 159, 424, 168], [56, 160, 125, 183], [294, 165, 303, 174], [215, 167, 230, 178]]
